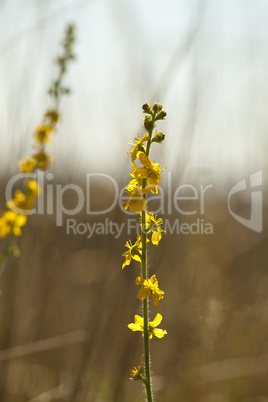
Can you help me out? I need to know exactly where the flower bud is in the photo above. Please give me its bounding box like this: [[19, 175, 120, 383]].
[[142, 103, 151, 114], [152, 132, 165, 143], [152, 103, 162, 113], [144, 116, 154, 131], [156, 110, 167, 120]]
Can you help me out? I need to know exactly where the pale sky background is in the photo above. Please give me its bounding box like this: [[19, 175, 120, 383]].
[[0, 0, 267, 187]]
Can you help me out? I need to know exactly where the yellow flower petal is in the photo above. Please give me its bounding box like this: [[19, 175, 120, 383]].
[[137, 287, 151, 300], [134, 315, 144, 326], [16, 215, 27, 226], [13, 226, 22, 236], [151, 231, 162, 245], [152, 328, 167, 338], [150, 275, 157, 285], [150, 313, 163, 328], [138, 153, 152, 170], [131, 167, 149, 179], [122, 256, 131, 269], [152, 291, 164, 306], [132, 254, 142, 263], [128, 323, 139, 332], [135, 276, 146, 286]]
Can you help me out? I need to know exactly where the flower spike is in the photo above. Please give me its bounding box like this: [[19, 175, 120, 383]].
[[122, 102, 167, 401]]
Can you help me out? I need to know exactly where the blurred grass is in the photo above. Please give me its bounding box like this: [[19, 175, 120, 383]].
[[0, 177, 267, 402]]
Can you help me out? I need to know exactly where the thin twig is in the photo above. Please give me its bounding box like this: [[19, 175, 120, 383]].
[[0, 330, 89, 362]]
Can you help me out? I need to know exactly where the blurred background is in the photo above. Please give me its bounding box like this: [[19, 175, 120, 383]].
[[0, 0, 268, 401]]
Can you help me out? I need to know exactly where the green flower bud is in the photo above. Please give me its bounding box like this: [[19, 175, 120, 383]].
[[144, 115, 154, 131], [152, 103, 163, 113], [152, 132, 165, 144], [156, 110, 167, 120], [142, 103, 151, 114]]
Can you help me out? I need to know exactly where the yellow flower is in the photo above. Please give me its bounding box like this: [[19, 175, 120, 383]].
[[128, 313, 167, 339], [130, 163, 149, 181], [136, 275, 164, 306], [18, 157, 37, 173], [122, 234, 142, 269], [124, 188, 148, 213], [125, 179, 142, 192], [35, 124, 53, 143], [0, 211, 27, 238], [33, 151, 51, 170], [130, 355, 144, 381], [145, 213, 165, 245], [6, 190, 35, 211], [124, 180, 148, 213], [127, 133, 150, 165], [6, 181, 39, 213], [0, 216, 8, 238], [131, 153, 165, 194], [26, 180, 40, 198], [126, 180, 155, 196]]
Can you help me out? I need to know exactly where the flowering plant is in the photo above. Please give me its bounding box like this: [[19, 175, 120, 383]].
[[122, 102, 167, 401], [0, 25, 76, 272]]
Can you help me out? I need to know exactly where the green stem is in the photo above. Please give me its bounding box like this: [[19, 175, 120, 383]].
[[0, 234, 13, 276], [141, 111, 156, 402], [141, 211, 152, 402]]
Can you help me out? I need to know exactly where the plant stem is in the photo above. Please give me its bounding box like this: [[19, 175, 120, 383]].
[[141, 210, 152, 402], [0, 234, 13, 276], [141, 111, 156, 402]]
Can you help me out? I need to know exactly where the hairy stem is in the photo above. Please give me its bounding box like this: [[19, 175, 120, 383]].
[[141, 211, 152, 402], [141, 111, 156, 402]]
